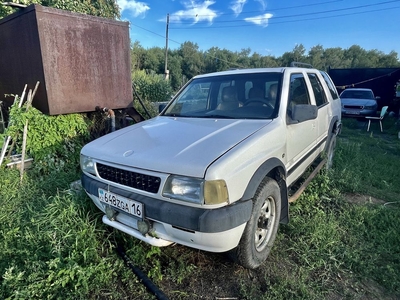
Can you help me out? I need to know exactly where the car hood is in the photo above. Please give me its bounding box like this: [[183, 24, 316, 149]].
[[81, 116, 271, 178], [341, 98, 377, 106]]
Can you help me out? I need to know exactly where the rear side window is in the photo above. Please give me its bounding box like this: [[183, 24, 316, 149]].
[[308, 73, 327, 107], [320, 71, 339, 100]]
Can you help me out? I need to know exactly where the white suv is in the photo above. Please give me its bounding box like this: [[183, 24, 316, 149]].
[[80, 67, 341, 269]]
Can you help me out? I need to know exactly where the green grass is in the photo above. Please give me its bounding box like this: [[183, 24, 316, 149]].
[[332, 117, 400, 202], [1, 116, 400, 299]]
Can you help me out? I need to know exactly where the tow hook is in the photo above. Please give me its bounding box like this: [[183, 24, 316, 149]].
[[105, 206, 118, 221]]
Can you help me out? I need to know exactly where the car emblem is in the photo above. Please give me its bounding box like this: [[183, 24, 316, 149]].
[[123, 150, 134, 157]]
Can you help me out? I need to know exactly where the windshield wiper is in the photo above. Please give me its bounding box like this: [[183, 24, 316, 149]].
[[202, 114, 235, 119]]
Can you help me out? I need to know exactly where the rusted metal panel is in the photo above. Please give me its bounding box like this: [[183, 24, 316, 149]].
[[0, 4, 132, 115]]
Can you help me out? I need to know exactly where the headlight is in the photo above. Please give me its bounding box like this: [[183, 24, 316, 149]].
[[80, 154, 96, 174], [162, 175, 228, 205], [364, 105, 376, 109]]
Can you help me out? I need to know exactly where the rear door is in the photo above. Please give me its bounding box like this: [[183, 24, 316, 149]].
[[307, 72, 330, 149]]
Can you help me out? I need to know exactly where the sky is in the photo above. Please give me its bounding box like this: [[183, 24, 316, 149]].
[[115, 0, 400, 58]]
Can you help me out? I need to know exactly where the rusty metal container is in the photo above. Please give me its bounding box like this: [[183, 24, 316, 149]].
[[0, 4, 132, 115]]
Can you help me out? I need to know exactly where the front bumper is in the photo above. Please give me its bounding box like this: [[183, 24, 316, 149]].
[[82, 174, 252, 252], [341, 108, 377, 117]]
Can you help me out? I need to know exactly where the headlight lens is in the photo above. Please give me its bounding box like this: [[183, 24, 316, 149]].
[[80, 154, 96, 174], [163, 176, 228, 205], [163, 176, 203, 203], [364, 105, 376, 109]]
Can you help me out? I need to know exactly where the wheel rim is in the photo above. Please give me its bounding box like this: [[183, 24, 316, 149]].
[[255, 195, 276, 252]]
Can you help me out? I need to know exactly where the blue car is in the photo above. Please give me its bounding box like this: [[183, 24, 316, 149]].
[[340, 88, 379, 117]]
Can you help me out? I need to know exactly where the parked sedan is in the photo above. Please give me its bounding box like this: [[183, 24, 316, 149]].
[[340, 88, 378, 117]]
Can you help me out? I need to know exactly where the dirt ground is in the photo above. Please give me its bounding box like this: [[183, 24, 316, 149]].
[[154, 193, 399, 300], [158, 246, 399, 300]]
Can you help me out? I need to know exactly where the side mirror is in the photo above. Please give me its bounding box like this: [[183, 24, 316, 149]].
[[289, 104, 318, 123], [375, 96, 381, 100]]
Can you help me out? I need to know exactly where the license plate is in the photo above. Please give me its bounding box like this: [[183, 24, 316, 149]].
[[98, 188, 143, 219], [346, 111, 360, 115]]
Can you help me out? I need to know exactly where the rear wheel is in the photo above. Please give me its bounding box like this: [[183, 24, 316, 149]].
[[232, 177, 281, 269]]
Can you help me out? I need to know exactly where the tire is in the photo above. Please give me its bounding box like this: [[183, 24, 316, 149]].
[[232, 177, 281, 269], [326, 134, 337, 170]]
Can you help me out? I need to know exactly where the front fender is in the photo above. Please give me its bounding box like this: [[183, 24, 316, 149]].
[[241, 157, 289, 224]]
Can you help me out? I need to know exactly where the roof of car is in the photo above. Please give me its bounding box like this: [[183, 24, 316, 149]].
[[193, 67, 320, 79]]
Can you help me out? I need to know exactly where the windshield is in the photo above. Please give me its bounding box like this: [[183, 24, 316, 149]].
[[162, 72, 282, 119], [341, 90, 374, 99]]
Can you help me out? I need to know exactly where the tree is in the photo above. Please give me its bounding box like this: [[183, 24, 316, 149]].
[[259, 55, 280, 68], [308, 45, 325, 70], [344, 45, 369, 68], [237, 48, 251, 68], [142, 47, 164, 74], [131, 41, 146, 71], [293, 44, 306, 62], [280, 44, 307, 66], [323, 47, 347, 69], [178, 42, 203, 79], [167, 52, 183, 91], [0, 0, 119, 19], [378, 51, 400, 67]]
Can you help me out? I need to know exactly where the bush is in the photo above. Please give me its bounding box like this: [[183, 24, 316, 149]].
[[3, 99, 89, 174], [132, 70, 173, 103]]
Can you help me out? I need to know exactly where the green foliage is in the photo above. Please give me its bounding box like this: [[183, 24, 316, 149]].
[[132, 70, 173, 103], [131, 70, 173, 119], [131, 41, 400, 89], [0, 0, 119, 19], [0, 167, 142, 299], [4, 99, 89, 174]]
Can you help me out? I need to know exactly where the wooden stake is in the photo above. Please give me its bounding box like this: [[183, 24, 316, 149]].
[[0, 136, 11, 166], [20, 120, 28, 183], [0, 84, 29, 166], [18, 84, 28, 108], [0, 82, 39, 168]]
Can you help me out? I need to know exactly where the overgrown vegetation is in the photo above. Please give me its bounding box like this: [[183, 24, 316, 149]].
[[132, 70, 173, 104], [1, 99, 89, 175], [131, 70, 173, 118], [0, 0, 119, 20], [1, 112, 400, 299]]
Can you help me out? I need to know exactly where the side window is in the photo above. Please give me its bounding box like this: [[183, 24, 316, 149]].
[[287, 73, 310, 120], [288, 73, 310, 107], [308, 73, 327, 107], [320, 71, 339, 100]]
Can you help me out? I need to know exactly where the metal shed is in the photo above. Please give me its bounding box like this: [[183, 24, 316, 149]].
[[0, 4, 132, 115]]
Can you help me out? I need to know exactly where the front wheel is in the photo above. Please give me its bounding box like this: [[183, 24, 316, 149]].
[[232, 177, 281, 269]]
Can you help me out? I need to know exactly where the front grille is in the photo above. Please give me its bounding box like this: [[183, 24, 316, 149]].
[[97, 163, 161, 193]]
